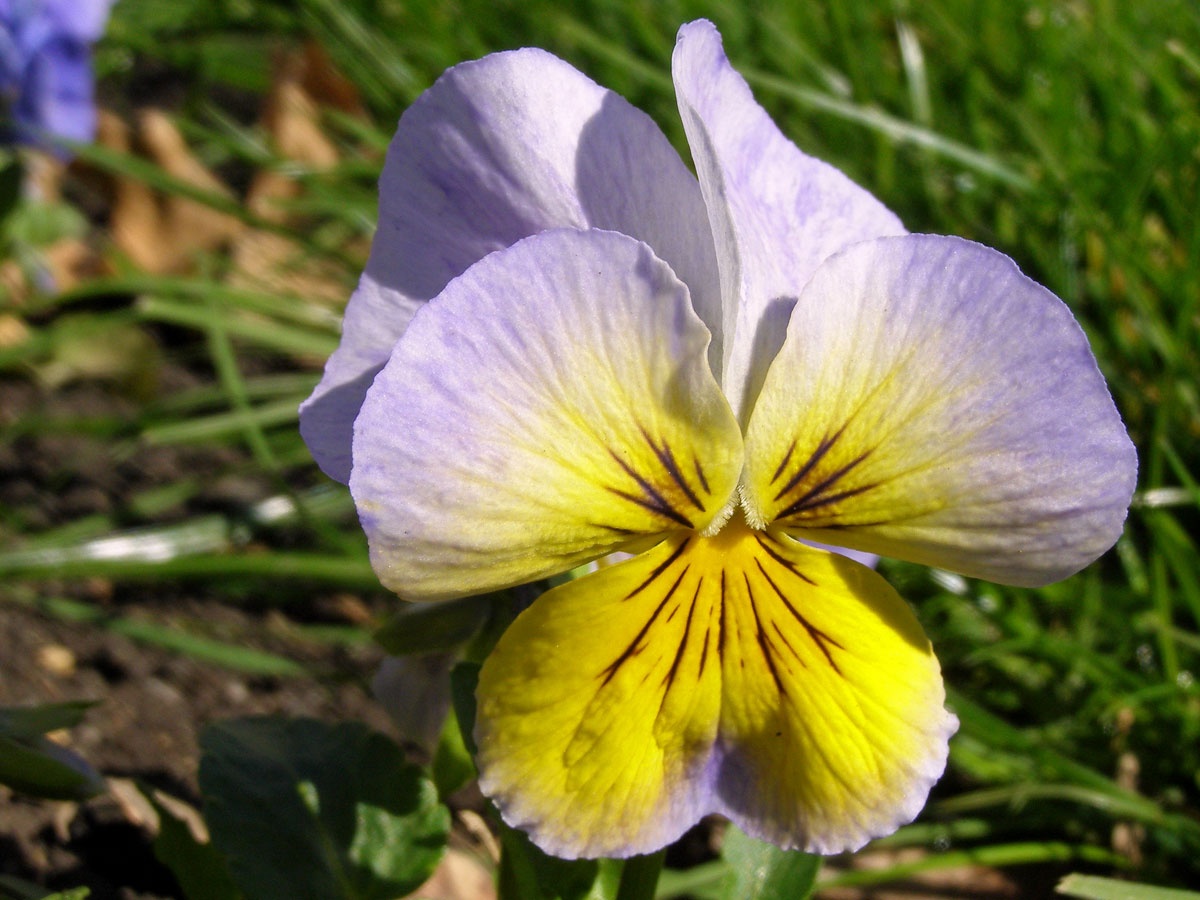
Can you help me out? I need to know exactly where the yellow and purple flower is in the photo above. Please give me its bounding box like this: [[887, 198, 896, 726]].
[[301, 21, 1137, 859]]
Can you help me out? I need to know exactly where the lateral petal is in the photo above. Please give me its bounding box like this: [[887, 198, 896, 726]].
[[742, 235, 1138, 586], [351, 228, 742, 601], [475, 518, 955, 858], [672, 20, 905, 423], [301, 47, 721, 482]]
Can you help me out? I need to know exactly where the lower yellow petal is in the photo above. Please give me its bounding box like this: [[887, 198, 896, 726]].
[[475, 518, 956, 858], [712, 525, 957, 853], [475, 535, 723, 859]]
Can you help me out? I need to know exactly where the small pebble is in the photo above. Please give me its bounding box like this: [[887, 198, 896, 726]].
[[224, 680, 250, 704], [38, 643, 77, 677]]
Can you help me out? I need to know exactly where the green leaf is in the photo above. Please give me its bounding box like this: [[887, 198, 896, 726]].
[[2, 193, 87, 246], [29, 313, 160, 394], [497, 823, 600, 900], [449, 661, 481, 757], [717, 825, 821, 900], [1057, 874, 1200, 900], [373, 595, 488, 657], [40, 889, 91, 900], [199, 717, 449, 900], [144, 790, 242, 900], [0, 734, 106, 801], [431, 703, 475, 800], [613, 851, 664, 900], [0, 701, 97, 740]]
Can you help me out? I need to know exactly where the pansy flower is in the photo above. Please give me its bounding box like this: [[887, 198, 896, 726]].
[[0, 0, 115, 150], [301, 20, 1137, 859]]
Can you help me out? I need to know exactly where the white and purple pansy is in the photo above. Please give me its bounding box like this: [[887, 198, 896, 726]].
[[300, 20, 1137, 860]]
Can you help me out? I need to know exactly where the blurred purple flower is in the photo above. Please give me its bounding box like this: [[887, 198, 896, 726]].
[[0, 0, 115, 150]]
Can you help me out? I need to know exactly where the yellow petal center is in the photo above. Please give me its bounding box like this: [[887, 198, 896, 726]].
[[475, 510, 955, 858]]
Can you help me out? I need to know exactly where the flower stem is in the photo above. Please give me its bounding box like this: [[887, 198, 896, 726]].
[[615, 849, 666, 900]]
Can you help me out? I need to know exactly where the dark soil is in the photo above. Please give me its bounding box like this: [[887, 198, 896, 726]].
[[0, 374, 395, 900], [0, 599, 393, 900]]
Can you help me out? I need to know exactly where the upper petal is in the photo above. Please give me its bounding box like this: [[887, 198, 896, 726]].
[[350, 228, 742, 601], [742, 234, 1138, 586], [301, 47, 721, 482], [672, 20, 905, 423]]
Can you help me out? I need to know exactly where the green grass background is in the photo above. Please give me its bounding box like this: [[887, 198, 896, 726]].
[[4, 0, 1200, 892]]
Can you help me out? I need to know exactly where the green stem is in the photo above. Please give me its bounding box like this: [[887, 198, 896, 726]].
[[615, 849, 666, 900]]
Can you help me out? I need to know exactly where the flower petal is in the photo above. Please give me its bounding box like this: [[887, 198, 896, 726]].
[[19, 37, 98, 145], [350, 228, 742, 601], [301, 47, 721, 482], [742, 235, 1138, 586], [476, 518, 954, 858], [672, 20, 905, 422], [476, 536, 725, 859], [45, 0, 115, 44], [711, 526, 956, 853]]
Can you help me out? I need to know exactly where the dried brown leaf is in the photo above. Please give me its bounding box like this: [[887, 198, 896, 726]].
[[101, 109, 242, 273], [404, 848, 496, 900]]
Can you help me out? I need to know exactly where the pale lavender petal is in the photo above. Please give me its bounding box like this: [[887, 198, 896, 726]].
[[799, 539, 879, 569], [350, 228, 742, 601], [301, 48, 721, 483], [743, 234, 1137, 586], [372, 653, 455, 754], [672, 19, 906, 422]]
